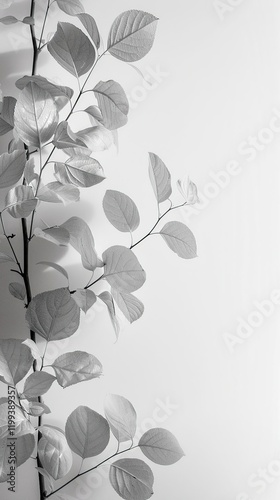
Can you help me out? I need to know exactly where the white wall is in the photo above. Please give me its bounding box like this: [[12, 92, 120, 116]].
[[1, 0, 280, 499]]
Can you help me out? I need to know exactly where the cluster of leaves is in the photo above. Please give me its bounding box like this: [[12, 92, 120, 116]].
[[0, 1, 199, 498]]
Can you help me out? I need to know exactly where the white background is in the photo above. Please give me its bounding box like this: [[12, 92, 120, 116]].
[[1, 0, 280, 499]]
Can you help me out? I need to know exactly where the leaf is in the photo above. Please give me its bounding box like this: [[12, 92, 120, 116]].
[[65, 406, 110, 458], [0, 150, 26, 189], [103, 246, 146, 293], [5, 185, 38, 218], [99, 291, 120, 340], [84, 105, 103, 124], [61, 216, 99, 271], [23, 372, 56, 398], [0, 252, 15, 264], [93, 80, 129, 130], [0, 403, 35, 439], [22, 16, 34, 25], [51, 351, 102, 388], [9, 282, 26, 300], [177, 176, 199, 204], [44, 181, 80, 204], [37, 182, 63, 204], [16, 75, 74, 111], [0, 15, 19, 24], [25, 288, 80, 341], [26, 401, 51, 417], [139, 428, 185, 465], [104, 394, 137, 443], [0, 339, 33, 385], [0, 96, 16, 136], [34, 226, 70, 246], [56, 0, 85, 15], [37, 261, 69, 281], [22, 339, 41, 361], [38, 426, 72, 479], [111, 290, 144, 323], [103, 190, 140, 233], [76, 124, 113, 152], [108, 10, 158, 62], [24, 157, 38, 185], [47, 22, 96, 77], [54, 155, 105, 188], [77, 13, 100, 48], [72, 289, 96, 313], [14, 433, 35, 465], [0, 433, 35, 482], [160, 221, 197, 259], [53, 121, 88, 150], [109, 458, 154, 500], [148, 152, 172, 204], [8, 138, 24, 153], [14, 82, 58, 148]]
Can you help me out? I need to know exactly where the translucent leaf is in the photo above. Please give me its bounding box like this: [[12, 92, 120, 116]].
[[56, 0, 85, 15], [103, 245, 146, 293], [51, 350, 102, 388], [38, 426, 72, 480], [53, 121, 88, 150], [160, 221, 197, 259], [65, 405, 110, 458], [0, 339, 33, 385], [22, 339, 41, 361], [0, 403, 35, 439], [109, 458, 154, 500], [0, 150, 26, 189], [99, 291, 120, 340], [25, 288, 80, 341], [139, 428, 185, 465], [84, 105, 103, 124], [26, 401, 51, 416], [76, 124, 113, 152], [77, 13, 100, 48], [103, 190, 140, 233], [23, 371, 56, 398], [16, 75, 73, 111], [148, 152, 172, 204], [47, 22, 96, 77], [93, 80, 129, 130], [54, 155, 105, 188], [0, 15, 19, 24], [111, 289, 144, 323], [72, 289, 96, 313], [0, 252, 15, 264], [104, 394, 137, 443], [37, 261, 69, 281], [24, 157, 38, 185], [37, 182, 63, 204], [5, 185, 38, 218], [61, 216, 99, 271], [14, 82, 58, 148], [177, 176, 199, 205], [108, 10, 158, 62], [8, 282, 26, 300], [34, 226, 70, 246], [45, 181, 80, 204]]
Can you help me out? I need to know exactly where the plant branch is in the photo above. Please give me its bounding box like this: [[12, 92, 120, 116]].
[[45, 445, 138, 499], [38, 0, 51, 50], [0, 213, 23, 275]]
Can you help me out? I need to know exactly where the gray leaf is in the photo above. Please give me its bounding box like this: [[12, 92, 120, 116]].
[[23, 371, 56, 398], [61, 216, 99, 271], [38, 426, 72, 480], [54, 155, 105, 188], [0, 15, 19, 25], [5, 185, 38, 218], [103, 245, 146, 293], [0, 339, 33, 385], [103, 190, 140, 233], [45, 181, 80, 204], [8, 282, 26, 301], [148, 152, 172, 204], [111, 289, 144, 323], [109, 458, 154, 500], [108, 10, 158, 62], [72, 289, 96, 313], [56, 0, 85, 16], [139, 428, 185, 465], [0, 150, 26, 189], [160, 221, 197, 259], [34, 226, 70, 246], [16, 75, 73, 111], [53, 121, 88, 150], [93, 80, 129, 130], [104, 394, 137, 443], [99, 291, 120, 340], [37, 261, 69, 281], [77, 13, 100, 48], [51, 350, 102, 388]]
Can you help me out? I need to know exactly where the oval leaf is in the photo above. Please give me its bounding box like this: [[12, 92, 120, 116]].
[[0, 15, 18, 24], [48, 22, 96, 77], [139, 428, 185, 465], [5, 185, 38, 218], [160, 221, 197, 259], [108, 10, 158, 62], [104, 394, 137, 443], [0, 433, 35, 483], [51, 350, 102, 388], [56, 0, 84, 15], [61, 216, 99, 271], [34, 226, 70, 246], [8, 282, 26, 300], [103, 245, 146, 292], [38, 426, 72, 479], [77, 13, 100, 48], [109, 458, 154, 500], [25, 288, 80, 341], [72, 289, 96, 313], [23, 371, 56, 398], [65, 405, 110, 458], [149, 152, 172, 204], [16, 75, 74, 111], [54, 155, 105, 188], [14, 82, 58, 148], [103, 190, 140, 233], [0, 150, 26, 189], [0, 403, 35, 439], [26, 401, 51, 417], [76, 124, 113, 152], [111, 290, 144, 323], [93, 80, 129, 130], [0, 339, 33, 385], [99, 291, 120, 341]]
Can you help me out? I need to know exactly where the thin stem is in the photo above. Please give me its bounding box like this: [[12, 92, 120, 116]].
[[38, 0, 50, 50], [29, 147, 42, 239], [0, 213, 23, 275], [45, 445, 138, 499]]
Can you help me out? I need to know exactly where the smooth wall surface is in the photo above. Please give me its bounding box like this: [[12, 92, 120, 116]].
[[1, 0, 280, 499]]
